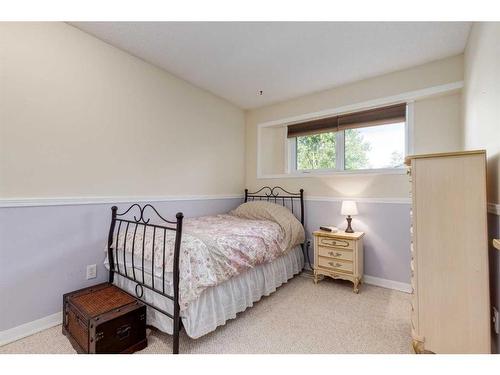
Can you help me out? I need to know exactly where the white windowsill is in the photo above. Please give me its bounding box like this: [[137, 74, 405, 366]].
[[257, 168, 407, 179]]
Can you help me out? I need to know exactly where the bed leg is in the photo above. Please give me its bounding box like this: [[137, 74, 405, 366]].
[[173, 317, 180, 354], [172, 212, 183, 354]]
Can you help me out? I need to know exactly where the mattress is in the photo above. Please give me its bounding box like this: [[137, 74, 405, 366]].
[[110, 245, 304, 338]]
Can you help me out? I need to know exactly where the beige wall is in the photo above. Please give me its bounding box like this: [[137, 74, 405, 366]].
[[413, 93, 462, 154], [246, 56, 464, 198], [0, 22, 245, 198], [260, 126, 287, 175], [463, 22, 500, 204]]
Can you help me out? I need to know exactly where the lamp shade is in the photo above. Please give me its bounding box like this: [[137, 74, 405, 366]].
[[341, 200, 358, 216]]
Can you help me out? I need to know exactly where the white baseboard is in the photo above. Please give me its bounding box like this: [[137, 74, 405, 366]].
[[363, 275, 412, 293], [0, 311, 62, 347]]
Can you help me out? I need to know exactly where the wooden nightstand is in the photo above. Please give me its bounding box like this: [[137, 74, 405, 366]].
[[313, 230, 365, 293]]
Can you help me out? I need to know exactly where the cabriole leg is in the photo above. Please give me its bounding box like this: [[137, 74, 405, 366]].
[[353, 277, 360, 294]]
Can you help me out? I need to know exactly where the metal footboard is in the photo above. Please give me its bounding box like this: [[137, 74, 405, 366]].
[[107, 204, 183, 354]]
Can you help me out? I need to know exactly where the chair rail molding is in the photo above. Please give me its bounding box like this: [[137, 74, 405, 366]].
[[305, 196, 411, 204], [0, 194, 244, 208]]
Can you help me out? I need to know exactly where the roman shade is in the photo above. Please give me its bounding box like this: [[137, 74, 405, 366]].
[[287, 103, 406, 138]]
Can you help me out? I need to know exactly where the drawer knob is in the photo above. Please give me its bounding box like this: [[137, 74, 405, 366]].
[[328, 251, 343, 257]]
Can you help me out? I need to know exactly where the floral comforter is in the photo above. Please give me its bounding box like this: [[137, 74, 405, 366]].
[[110, 202, 305, 311]]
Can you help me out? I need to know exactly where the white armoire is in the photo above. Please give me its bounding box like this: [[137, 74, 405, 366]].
[[405, 150, 491, 354]]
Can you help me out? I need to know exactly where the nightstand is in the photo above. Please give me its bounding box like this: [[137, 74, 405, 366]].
[[313, 230, 365, 293]]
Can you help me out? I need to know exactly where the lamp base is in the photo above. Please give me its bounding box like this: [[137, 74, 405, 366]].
[[345, 216, 354, 233]]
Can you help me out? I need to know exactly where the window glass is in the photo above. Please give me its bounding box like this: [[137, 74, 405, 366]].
[[344, 122, 405, 170], [296, 132, 336, 170]]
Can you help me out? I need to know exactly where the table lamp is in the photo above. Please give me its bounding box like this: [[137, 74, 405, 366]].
[[341, 200, 358, 233]]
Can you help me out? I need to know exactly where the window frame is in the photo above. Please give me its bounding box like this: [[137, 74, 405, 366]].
[[289, 115, 409, 175], [258, 102, 414, 179]]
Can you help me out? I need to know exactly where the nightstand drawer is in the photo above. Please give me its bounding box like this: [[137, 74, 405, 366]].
[[318, 246, 353, 261], [318, 236, 354, 250], [318, 257, 353, 273]]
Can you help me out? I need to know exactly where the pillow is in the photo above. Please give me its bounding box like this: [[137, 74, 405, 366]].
[[230, 201, 305, 249]]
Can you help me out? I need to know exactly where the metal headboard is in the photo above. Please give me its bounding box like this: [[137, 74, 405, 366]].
[[244, 186, 304, 226]]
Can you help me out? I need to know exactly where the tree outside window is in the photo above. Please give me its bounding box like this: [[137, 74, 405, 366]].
[[295, 122, 404, 171]]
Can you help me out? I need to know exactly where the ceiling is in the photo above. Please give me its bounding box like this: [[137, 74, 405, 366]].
[[72, 22, 471, 109]]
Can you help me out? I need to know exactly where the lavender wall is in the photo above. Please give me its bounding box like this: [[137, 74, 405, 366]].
[[0, 197, 412, 332], [303, 200, 411, 284], [0, 198, 242, 331]]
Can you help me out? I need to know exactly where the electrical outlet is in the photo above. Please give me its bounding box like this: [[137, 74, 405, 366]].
[[493, 307, 499, 335], [86, 264, 97, 280]]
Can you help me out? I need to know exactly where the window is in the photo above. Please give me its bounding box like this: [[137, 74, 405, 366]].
[[289, 103, 406, 173]]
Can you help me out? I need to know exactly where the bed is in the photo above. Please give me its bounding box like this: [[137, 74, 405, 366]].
[[104, 186, 305, 354]]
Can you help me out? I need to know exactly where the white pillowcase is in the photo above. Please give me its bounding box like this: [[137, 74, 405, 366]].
[[230, 201, 305, 249]]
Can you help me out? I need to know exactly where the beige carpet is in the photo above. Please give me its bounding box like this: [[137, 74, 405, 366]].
[[0, 275, 412, 354]]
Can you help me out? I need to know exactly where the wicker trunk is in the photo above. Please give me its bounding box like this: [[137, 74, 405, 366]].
[[62, 283, 147, 354]]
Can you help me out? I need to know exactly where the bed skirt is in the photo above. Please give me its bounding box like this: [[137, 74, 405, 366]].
[[111, 245, 304, 338]]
